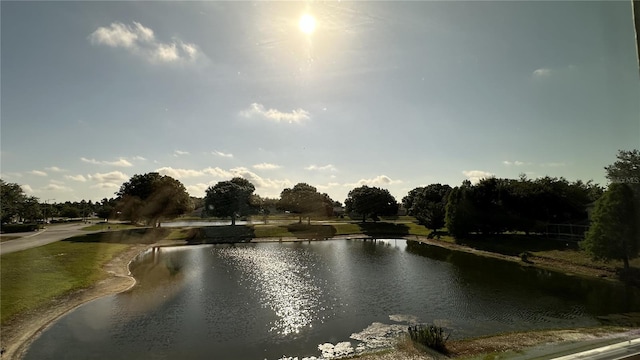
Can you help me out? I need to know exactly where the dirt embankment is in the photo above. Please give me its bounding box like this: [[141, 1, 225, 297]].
[[1, 244, 150, 360]]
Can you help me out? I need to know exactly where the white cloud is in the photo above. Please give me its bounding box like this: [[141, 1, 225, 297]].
[[174, 150, 190, 156], [89, 21, 202, 64], [228, 167, 291, 190], [132, 156, 147, 161], [503, 160, 525, 166], [65, 174, 87, 182], [346, 175, 402, 187], [213, 151, 233, 158], [240, 103, 310, 123], [253, 163, 281, 170], [186, 183, 210, 196], [202, 167, 234, 178], [50, 179, 65, 185], [81, 157, 133, 167], [108, 159, 133, 167], [462, 170, 494, 184], [30, 170, 48, 177], [45, 166, 65, 172], [22, 184, 34, 194], [156, 167, 207, 179], [44, 183, 72, 192], [532, 68, 551, 78], [88, 171, 129, 189], [305, 164, 337, 172]]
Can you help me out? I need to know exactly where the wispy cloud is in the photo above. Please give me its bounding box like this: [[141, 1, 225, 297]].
[[532, 68, 551, 78], [503, 160, 525, 166], [462, 170, 494, 184], [240, 103, 310, 124], [81, 157, 133, 167], [29, 170, 48, 177], [65, 174, 87, 182], [213, 151, 233, 158], [45, 166, 66, 172], [43, 183, 72, 192], [89, 21, 202, 64], [305, 164, 337, 172], [132, 155, 147, 161], [22, 184, 34, 194], [174, 150, 190, 156], [253, 163, 281, 170]]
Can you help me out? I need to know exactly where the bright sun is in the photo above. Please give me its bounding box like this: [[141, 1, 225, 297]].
[[299, 14, 316, 34]]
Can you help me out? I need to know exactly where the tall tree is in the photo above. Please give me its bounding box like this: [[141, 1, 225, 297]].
[[277, 183, 333, 224], [605, 149, 640, 189], [0, 180, 27, 223], [404, 184, 452, 231], [445, 185, 475, 238], [581, 183, 638, 270], [344, 186, 398, 222], [204, 177, 256, 225], [117, 172, 192, 227]]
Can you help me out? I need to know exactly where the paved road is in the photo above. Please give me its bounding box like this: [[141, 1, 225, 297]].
[[0, 223, 96, 255], [551, 339, 640, 360]]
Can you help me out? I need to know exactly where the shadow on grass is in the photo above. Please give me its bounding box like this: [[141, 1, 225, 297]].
[[282, 224, 337, 240], [185, 226, 256, 244], [453, 234, 579, 256], [63, 228, 169, 244], [358, 222, 410, 237]]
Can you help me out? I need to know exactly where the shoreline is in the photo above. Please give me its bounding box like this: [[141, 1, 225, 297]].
[[2, 243, 153, 360], [1, 234, 630, 359]]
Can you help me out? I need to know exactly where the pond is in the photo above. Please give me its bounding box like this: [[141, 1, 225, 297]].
[[25, 239, 640, 360]]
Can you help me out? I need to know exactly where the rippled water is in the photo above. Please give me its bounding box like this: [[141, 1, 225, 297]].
[[25, 239, 640, 360]]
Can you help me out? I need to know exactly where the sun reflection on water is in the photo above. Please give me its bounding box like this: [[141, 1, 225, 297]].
[[219, 246, 324, 336]]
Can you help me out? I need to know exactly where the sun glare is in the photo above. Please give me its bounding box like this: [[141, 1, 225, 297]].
[[299, 14, 316, 34]]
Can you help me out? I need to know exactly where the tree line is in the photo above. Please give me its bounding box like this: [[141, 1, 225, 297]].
[[1, 150, 637, 270]]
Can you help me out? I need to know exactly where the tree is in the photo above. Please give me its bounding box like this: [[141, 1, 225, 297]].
[[605, 149, 640, 189], [117, 172, 192, 227], [1, 180, 27, 223], [404, 184, 452, 231], [445, 185, 475, 238], [581, 183, 638, 270], [344, 186, 398, 222], [277, 183, 333, 224], [204, 177, 256, 225], [21, 196, 42, 223]]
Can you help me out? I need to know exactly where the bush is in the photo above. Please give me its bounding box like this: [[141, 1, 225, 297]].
[[1, 224, 39, 233], [407, 324, 450, 354]]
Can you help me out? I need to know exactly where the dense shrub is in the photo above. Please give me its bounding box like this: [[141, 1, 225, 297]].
[[1, 224, 39, 233]]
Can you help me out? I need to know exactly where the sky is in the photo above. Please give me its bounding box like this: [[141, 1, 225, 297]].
[[1, 1, 639, 204]]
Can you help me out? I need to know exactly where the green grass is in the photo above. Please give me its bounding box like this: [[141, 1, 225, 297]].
[[253, 225, 295, 238], [1, 238, 130, 324], [0, 228, 172, 325], [81, 223, 139, 231]]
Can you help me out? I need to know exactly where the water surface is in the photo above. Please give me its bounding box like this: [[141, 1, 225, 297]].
[[25, 239, 640, 360]]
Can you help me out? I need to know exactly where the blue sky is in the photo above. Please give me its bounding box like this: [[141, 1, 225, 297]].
[[1, 1, 639, 203]]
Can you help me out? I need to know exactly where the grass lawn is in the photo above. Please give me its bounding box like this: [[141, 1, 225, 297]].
[[0, 238, 130, 324], [0, 228, 169, 325]]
